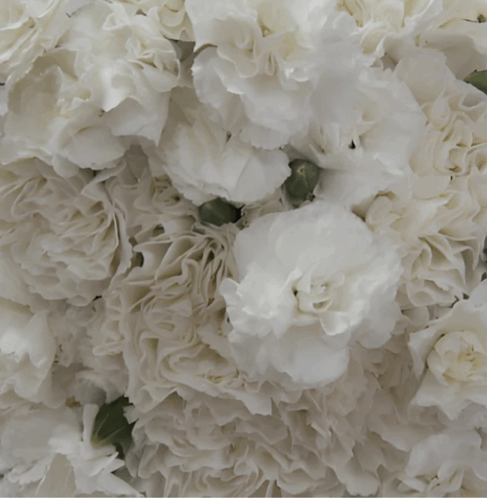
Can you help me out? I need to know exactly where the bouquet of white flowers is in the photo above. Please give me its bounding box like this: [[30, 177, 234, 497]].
[[2, 0, 487, 496]]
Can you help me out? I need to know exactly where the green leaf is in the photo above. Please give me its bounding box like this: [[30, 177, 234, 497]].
[[465, 70, 487, 94], [91, 396, 134, 458], [198, 198, 239, 226]]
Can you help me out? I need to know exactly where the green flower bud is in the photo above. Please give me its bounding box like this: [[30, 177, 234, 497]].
[[284, 159, 321, 201], [198, 198, 239, 226], [465, 70, 487, 94], [91, 396, 134, 458]]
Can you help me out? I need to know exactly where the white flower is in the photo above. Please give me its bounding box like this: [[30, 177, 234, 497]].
[[186, 0, 363, 149], [0, 403, 140, 496], [98, 223, 274, 414], [366, 173, 485, 308], [118, 0, 195, 41], [395, 50, 487, 179], [409, 280, 487, 419], [148, 87, 291, 205], [0, 158, 131, 305], [290, 65, 425, 209], [417, 0, 487, 78], [0, 1, 179, 175], [219, 200, 402, 390], [125, 358, 386, 498], [335, 0, 443, 59], [0, 0, 70, 84], [395, 429, 487, 496], [0, 298, 57, 408], [364, 51, 487, 308]]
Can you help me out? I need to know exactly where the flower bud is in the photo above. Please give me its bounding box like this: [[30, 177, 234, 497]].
[[284, 159, 321, 201], [465, 70, 487, 94], [198, 198, 239, 226]]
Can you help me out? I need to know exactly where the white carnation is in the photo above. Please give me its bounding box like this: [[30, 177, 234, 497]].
[[0, 403, 140, 496], [0, 158, 131, 305], [0, 0, 70, 84], [291, 65, 425, 209], [0, 298, 57, 408], [409, 280, 487, 419], [220, 200, 402, 390], [148, 87, 291, 205], [98, 223, 274, 414], [118, 0, 195, 41], [395, 50, 487, 180], [0, 1, 179, 175], [186, 0, 363, 149], [335, 0, 443, 58], [417, 0, 487, 78], [394, 429, 487, 496], [366, 172, 485, 308]]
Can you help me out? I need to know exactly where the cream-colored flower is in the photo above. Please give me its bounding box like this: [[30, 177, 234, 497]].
[[0, 158, 131, 305], [335, 0, 442, 58], [0, 403, 140, 496], [186, 0, 363, 149], [220, 200, 402, 390], [394, 430, 487, 496], [409, 280, 487, 419], [117, 0, 194, 41], [0, 298, 57, 409], [291, 65, 425, 209], [0, 0, 70, 84], [0, 1, 179, 175], [148, 87, 291, 205], [98, 223, 273, 414]]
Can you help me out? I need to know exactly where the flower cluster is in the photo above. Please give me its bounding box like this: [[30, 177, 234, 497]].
[[1, 0, 487, 496]]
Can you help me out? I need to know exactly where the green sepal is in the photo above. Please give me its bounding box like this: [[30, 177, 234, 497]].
[[465, 70, 487, 94], [284, 159, 321, 200], [91, 396, 135, 459], [198, 198, 239, 226]]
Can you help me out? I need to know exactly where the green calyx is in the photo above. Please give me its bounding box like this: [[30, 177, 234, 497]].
[[91, 396, 134, 459], [198, 198, 239, 226], [465, 70, 487, 94], [284, 158, 321, 202]]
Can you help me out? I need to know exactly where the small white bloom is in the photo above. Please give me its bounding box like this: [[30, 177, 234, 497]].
[[0, 298, 57, 408], [220, 200, 402, 390], [118, 0, 195, 41], [0, 404, 140, 496], [186, 0, 363, 149], [0, 158, 131, 305], [335, 0, 443, 59], [0, 0, 70, 84], [291, 65, 425, 209], [409, 280, 487, 419], [396, 429, 487, 496], [0, 1, 179, 174], [149, 87, 291, 205]]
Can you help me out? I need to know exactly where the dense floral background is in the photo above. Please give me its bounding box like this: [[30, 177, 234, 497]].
[[2, 0, 487, 496]]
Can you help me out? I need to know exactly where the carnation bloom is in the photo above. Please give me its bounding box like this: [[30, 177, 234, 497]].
[[290, 65, 425, 209], [117, 0, 195, 41], [0, 298, 57, 409], [0, 1, 179, 175], [409, 280, 487, 419], [335, 0, 443, 58], [0, 404, 139, 496], [147, 87, 291, 205], [0, 0, 70, 84], [185, 0, 364, 149], [0, 158, 131, 305], [394, 429, 487, 496], [365, 51, 487, 308], [219, 200, 402, 390]]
